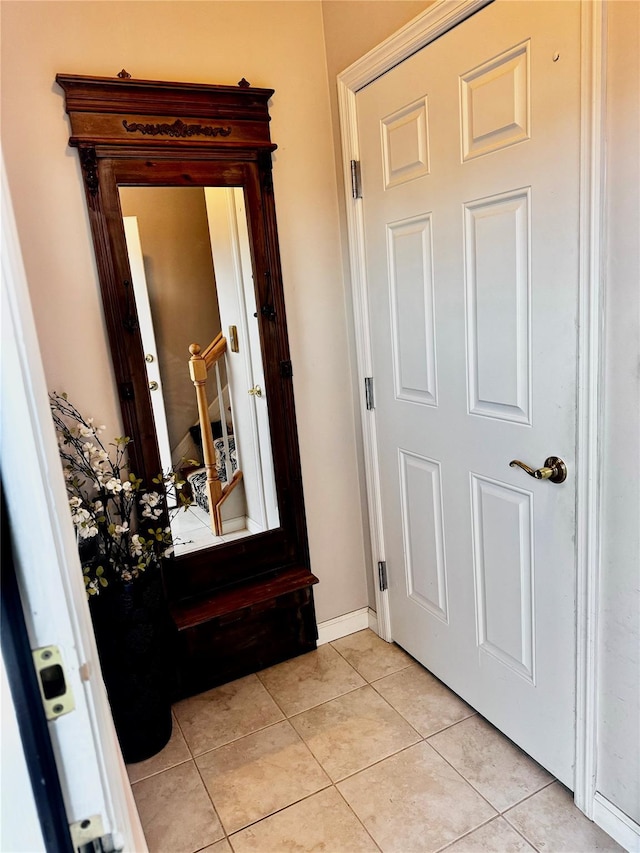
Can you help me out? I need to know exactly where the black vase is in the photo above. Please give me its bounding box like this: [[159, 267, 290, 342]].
[[89, 566, 176, 763]]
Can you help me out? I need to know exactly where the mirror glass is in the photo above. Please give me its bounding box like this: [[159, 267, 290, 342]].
[[118, 185, 280, 556]]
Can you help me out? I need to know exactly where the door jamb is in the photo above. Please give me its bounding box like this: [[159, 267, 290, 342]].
[[337, 0, 605, 815], [1, 155, 148, 850]]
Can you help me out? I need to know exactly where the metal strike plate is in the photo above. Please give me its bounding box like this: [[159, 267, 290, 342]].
[[32, 645, 75, 720], [70, 815, 119, 852]]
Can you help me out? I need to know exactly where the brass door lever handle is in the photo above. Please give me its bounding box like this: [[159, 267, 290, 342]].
[[509, 456, 567, 483]]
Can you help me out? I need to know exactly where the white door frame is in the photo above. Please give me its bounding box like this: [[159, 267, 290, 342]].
[[1, 155, 147, 851], [337, 0, 605, 816]]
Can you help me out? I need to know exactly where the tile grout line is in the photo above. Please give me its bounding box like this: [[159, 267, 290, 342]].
[[188, 715, 286, 759], [328, 635, 415, 684], [254, 667, 295, 720], [333, 737, 432, 785], [503, 816, 544, 853], [332, 782, 384, 852], [327, 638, 426, 741], [327, 635, 382, 681], [171, 708, 194, 758], [128, 755, 192, 785], [190, 751, 231, 848], [286, 677, 422, 741], [254, 644, 366, 714], [192, 717, 334, 841], [501, 779, 559, 852], [222, 783, 388, 852], [173, 674, 287, 757], [173, 687, 280, 849], [423, 736, 556, 853], [330, 736, 542, 853], [415, 739, 502, 819], [223, 782, 342, 845], [433, 814, 504, 853], [425, 732, 551, 821], [367, 674, 478, 740], [353, 681, 426, 743], [502, 776, 558, 813]]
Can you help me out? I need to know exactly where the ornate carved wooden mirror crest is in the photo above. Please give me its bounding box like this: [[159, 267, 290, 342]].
[[56, 72, 317, 695]]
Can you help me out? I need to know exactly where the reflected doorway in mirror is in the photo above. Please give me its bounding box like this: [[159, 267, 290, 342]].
[[119, 186, 279, 554]]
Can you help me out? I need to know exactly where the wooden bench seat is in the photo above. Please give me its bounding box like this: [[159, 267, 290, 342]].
[[170, 568, 318, 697]]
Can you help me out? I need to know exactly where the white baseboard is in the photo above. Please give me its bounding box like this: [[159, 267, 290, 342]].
[[317, 607, 378, 645], [593, 793, 640, 852]]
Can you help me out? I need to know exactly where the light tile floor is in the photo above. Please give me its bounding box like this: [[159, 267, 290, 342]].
[[128, 630, 622, 853]]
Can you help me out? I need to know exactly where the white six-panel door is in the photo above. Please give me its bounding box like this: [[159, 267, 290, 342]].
[[357, 0, 581, 785]]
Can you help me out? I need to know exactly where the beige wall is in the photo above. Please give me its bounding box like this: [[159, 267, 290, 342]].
[[1, 0, 365, 623], [322, 0, 430, 81]]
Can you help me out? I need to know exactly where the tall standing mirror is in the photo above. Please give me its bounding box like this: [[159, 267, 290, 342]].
[[57, 73, 317, 693]]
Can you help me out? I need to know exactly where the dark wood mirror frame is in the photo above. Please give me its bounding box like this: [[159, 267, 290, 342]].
[[56, 73, 318, 694]]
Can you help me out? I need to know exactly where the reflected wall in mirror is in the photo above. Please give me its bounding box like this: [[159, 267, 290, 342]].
[[119, 185, 279, 556]]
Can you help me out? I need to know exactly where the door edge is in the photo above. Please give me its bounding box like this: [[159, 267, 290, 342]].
[[573, 0, 607, 819]]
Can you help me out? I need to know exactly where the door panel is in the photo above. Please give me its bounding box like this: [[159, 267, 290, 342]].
[[387, 214, 437, 405], [470, 474, 534, 682], [399, 450, 448, 622], [464, 188, 531, 423], [357, 0, 580, 784]]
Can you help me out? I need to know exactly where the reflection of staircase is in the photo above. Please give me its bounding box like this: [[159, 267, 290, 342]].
[[171, 568, 318, 695], [188, 336, 243, 536], [170, 387, 228, 470]]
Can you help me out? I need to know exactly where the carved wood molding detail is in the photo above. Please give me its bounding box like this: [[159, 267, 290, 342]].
[[122, 119, 232, 138], [79, 147, 99, 195]]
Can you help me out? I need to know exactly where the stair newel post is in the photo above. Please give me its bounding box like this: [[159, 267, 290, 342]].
[[189, 342, 222, 534]]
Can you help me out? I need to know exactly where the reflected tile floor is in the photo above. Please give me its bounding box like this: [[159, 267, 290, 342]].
[[170, 505, 252, 557], [128, 630, 622, 853]]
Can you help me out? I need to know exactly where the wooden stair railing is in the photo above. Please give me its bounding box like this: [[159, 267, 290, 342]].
[[188, 335, 243, 535]]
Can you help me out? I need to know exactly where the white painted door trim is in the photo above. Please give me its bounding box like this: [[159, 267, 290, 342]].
[[1, 155, 147, 851], [337, 0, 605, 817]]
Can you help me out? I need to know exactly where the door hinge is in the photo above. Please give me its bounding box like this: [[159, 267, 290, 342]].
[[378, 560, 388, 592], [365, 377, 374, 410], [70, 815, 120, 852], [32, 645, 75, 721], [350, 159, 362, 199]]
